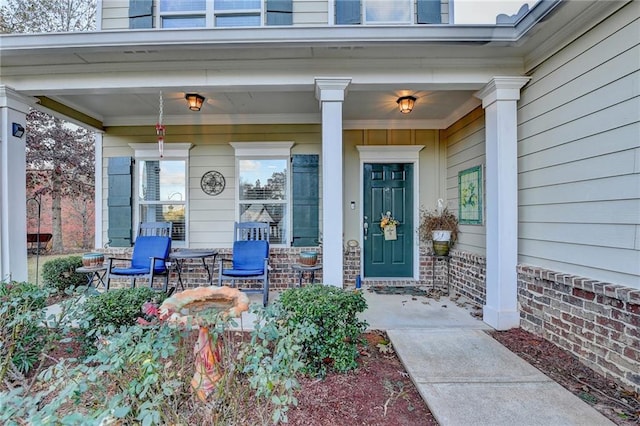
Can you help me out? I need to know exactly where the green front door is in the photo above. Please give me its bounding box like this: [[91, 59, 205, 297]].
[[363, 163, 413, 277]]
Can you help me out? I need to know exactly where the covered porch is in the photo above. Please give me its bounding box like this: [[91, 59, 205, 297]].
[[1, 29, 532, 330]]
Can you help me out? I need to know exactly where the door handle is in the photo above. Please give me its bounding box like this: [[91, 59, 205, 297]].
[[363, 216, 368, 240]]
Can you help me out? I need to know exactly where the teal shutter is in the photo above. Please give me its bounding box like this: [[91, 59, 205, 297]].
[[129, 0, 153, 29], [336, 0, 360, 25], [417, 0, 442, 24], [292, 155, 319, 247], [266, 0, 293, 25], [108, 157, 134, 247]]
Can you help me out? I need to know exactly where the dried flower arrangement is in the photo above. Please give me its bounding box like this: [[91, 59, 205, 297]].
[[419, 206, 460, 246]]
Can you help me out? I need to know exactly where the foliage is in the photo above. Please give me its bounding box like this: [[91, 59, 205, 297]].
[[278, 284, 368, 377], [0, 0, 97, 33], [0, 302, 307, 425], [0, 282, 50, 379], [419, 206, 460, 245], [83, 287, 167, 333], [41, 255, 85, 291]]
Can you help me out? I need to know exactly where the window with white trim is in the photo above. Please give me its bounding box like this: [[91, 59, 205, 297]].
[[364, 0, 411, 24], [130, 143, 191, 246], [159, 0, 262, 28], [231, 142, 293, 246]]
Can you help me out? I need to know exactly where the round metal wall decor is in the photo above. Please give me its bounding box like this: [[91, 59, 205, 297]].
[[200, 170, 225, 196]]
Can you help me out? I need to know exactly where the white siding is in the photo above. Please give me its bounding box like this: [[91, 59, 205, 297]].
[[101, 0, 129, 30], [293, 0, 328, 26], [518, 2, 640, 288], [443, 107, 486, 255]]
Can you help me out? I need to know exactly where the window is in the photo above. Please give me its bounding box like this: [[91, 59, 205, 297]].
[[335, 0, 442, 25], [159, 0, 207, 28], [158, 0, 275, 28], [130, 143, 192, 246], [231, 142, 293, 246], [364, 0, 411, 24]]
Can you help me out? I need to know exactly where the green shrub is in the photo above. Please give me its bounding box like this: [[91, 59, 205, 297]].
[[83, 287, 166, 332], [0, 282, 51, 378], [42, 256, 85, 291], [278, 284, 368, 377]]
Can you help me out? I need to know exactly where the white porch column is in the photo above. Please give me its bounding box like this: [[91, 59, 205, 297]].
[[475, 76, 530, 330], [315, 78, 351, 287], [0, 86, 34, 282]]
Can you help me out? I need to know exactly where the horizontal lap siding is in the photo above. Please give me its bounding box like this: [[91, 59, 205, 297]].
[[293, 0, 328, 25], [100, 1, 129, 30], [518, 2, 640, 289], [443, 107, 486, 255]]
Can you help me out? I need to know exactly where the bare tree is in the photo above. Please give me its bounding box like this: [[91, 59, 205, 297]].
[[0, 0, 97, 33]]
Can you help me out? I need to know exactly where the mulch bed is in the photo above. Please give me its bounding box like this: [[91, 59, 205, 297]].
[[489, 328, 640, 425]]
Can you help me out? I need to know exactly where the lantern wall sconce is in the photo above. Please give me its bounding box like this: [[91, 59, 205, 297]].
[[12, 122, 25, 138], [397, 96, 416, 114], [185, 93, 205, 111]]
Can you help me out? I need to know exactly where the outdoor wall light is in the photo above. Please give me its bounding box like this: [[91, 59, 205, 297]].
[[397, 96, 416, 114], [185, 93, 205, 111], [12, 122, 25, 138]]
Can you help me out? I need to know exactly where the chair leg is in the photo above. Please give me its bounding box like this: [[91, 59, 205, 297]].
[[263, 277, 268, 307]]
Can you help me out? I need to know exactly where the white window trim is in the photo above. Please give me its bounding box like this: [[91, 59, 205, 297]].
[[231, 142, 294, 247], [129, 143, 192, 247]]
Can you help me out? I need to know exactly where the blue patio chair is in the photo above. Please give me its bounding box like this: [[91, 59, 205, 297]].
[[106, 235, 172, 292], [218, 222, 270, 306]]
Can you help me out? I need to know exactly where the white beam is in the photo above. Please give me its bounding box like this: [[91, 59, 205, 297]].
[[475, 76, 530, 331], [315, 77, 351, 287]]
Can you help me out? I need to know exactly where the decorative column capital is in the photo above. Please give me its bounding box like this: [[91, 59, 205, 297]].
[[0, 85, 37, 113], [474, 76, 531, 108], [314, 78, 352, 102]]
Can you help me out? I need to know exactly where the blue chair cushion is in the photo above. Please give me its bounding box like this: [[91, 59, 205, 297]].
[[130, 236, 171, 272], [111, 267, 151, 275], [222, 268, 265, 277], [232, 240, 268, 271]]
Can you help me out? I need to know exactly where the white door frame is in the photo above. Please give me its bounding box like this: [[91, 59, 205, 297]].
[[356, 145, 424, 279]]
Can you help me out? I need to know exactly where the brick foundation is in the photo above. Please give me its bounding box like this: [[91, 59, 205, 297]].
[[518, 265, 640, 393]]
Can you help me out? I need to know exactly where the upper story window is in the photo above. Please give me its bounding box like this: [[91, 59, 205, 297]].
[[157, 0, 290, 28], [335, 0, 443, 25], [365, 0, 411, 24]]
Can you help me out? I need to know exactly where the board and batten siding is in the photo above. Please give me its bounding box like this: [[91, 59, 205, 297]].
[[443, 107, 486, 255], [518, 1, 640, 289], [101, 124, 322, 248]]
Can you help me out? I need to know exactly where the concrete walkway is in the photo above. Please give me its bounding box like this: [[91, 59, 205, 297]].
[[361, 291, 614, 426]]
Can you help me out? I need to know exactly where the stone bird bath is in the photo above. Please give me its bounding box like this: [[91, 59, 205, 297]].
[[158, 286, 249, 402]]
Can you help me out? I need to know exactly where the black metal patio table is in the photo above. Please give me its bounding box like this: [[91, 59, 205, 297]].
[[169, 249, 218, 290]]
